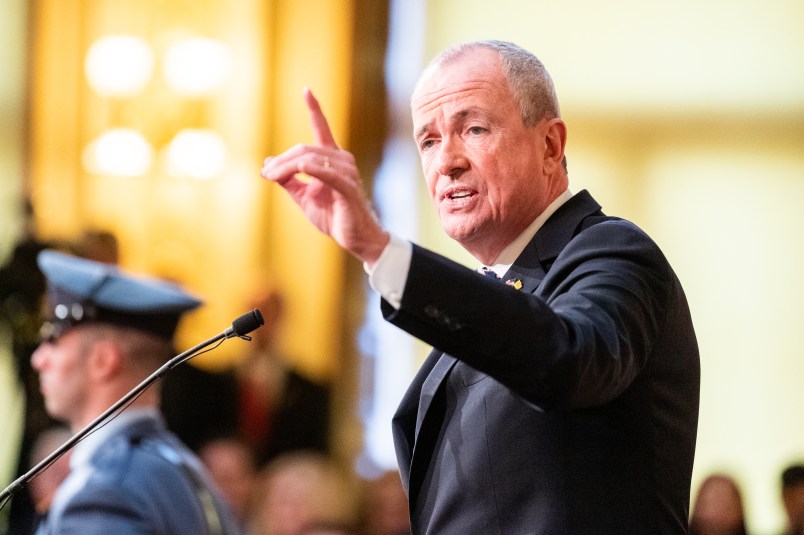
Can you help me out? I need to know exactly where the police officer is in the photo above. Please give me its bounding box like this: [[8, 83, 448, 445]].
[[31, 250, 240, 535]]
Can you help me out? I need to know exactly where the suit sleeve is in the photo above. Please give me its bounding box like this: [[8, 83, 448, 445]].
[[382, 219, 674, 411]]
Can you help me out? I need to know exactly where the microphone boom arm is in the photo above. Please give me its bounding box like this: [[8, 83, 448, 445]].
[[0, 309, 264, 507]]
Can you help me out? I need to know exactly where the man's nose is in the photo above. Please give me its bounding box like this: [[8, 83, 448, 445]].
[[31, 345, 47, 370], [436, 136, 468, 178]]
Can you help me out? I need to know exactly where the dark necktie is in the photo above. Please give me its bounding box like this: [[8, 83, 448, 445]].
[[479, 267, 499, 279]]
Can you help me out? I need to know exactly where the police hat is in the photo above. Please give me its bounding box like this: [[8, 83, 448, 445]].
[[37, 249, 202, 342]]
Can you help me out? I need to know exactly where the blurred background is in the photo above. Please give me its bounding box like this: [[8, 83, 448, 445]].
[[1, 1, 802, 533]]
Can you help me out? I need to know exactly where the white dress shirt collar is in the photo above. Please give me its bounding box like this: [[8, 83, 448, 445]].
[[484, 189, 572, 277]]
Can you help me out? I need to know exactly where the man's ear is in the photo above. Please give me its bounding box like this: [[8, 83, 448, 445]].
[[541, 118, 567, 176], [87, 339, 123, 382]]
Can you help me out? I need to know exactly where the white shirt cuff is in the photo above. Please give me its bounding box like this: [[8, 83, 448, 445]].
[[363, 234, 412, 310]]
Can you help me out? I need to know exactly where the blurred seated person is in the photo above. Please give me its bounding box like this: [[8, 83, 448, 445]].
[[0, 207, 62, 535], [198, 436, 259, 531], [74, 229, 119, 265], [360, 470, 410, 535], [25, 426, 73, 532], [248, 451, 358, 535], [689, 473, 749, 535], [235, 286, 331, 467], [160, 360, 239, 452], [781, 464, 804, 535]]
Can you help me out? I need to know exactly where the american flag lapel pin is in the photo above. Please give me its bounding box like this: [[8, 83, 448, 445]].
[[505, 279, 523, 290]]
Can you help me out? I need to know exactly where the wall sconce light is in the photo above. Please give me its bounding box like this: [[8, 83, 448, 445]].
[[82, 128, 154, 177], [82, 33, 231, 179], [84, 35, 154, 97], [165, 128, 227, 179], [163, 37, 232, 97]]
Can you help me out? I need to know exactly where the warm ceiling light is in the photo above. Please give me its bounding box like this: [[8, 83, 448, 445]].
[[84, 36, 154, 97], [83, 128, 154, 177], [163, 37, 232, 97], [165, 129, 228, 179]]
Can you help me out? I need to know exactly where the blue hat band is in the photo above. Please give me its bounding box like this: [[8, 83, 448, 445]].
[[42, 286, 182, 343]]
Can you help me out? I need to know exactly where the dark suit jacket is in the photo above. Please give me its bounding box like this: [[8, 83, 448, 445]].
[[35, 415, 240, 535], [384, 190, 700, 534], [161, 362, 330, 467], [254, 368, 331, 465]]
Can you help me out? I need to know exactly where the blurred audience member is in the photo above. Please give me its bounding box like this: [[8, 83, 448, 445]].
[[360, 470, 410, 535], [781, 464, 804, 535], [199, 436, 259, 531], [26, 426, 73, 531], [248, 451, 358, 535], [161, 362, 239, 452], [689, 473, 748, 535], [1, 201, 60, 533], [235, 286, 331, 467], [74, 229, 119, 264]]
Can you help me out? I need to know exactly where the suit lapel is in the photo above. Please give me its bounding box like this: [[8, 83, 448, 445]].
[[414, 354, 457, 436], [504, 189, 603, 294], [502, 253, 545, 294], [392, 349, 443, 491], [403, 352, 456, 504]]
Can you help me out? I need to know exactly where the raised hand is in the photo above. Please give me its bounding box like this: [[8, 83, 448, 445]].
[[261, 88, 389, 265]]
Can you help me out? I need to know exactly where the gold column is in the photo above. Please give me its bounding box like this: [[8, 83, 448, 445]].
[[27, 0, 357, 377], [28, 0, 389, 470]]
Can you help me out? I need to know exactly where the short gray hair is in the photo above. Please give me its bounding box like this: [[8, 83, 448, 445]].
[[426, 40, 561, 126]]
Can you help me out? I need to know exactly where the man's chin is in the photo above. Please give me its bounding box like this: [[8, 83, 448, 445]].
[[446, 231, 474, 248], [447, 232, 484, 258], [442, 219, 481, 242], [43, 403, 65, 422]]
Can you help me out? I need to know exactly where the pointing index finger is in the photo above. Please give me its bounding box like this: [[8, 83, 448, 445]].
[[304, 87, 338, 149]]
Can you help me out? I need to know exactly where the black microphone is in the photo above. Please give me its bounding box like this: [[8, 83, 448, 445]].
[[0, 310, 265, 509], [224, 308, 264, 340]]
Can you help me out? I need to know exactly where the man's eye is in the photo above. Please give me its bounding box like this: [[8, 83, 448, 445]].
[[39, 322, 63, 345], [468, 126, 485, 135], [420, 139, 435, 151]]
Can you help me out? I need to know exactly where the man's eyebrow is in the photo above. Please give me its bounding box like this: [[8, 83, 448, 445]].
[[414, 123, 431, 142], [414, 108, 485, 141]]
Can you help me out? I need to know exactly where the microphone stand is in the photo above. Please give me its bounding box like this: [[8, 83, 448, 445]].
[[0, 309, 264, 507]]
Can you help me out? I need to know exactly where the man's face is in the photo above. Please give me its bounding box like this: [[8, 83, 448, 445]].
[[411, 48, 555, 261], [31, 327, 92, 427]]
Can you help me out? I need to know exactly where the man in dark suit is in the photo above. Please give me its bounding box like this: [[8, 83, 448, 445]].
[[30, 250, 240, 534], [261, 40, 699, 534], [231, 286, 331, 467]]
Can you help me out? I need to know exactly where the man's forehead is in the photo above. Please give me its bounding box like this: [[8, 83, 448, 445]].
[[412, 49, 503, 103], [411, 70, 511, 131], [412, 80, 501, 117], [411, 79, 517, 141]]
